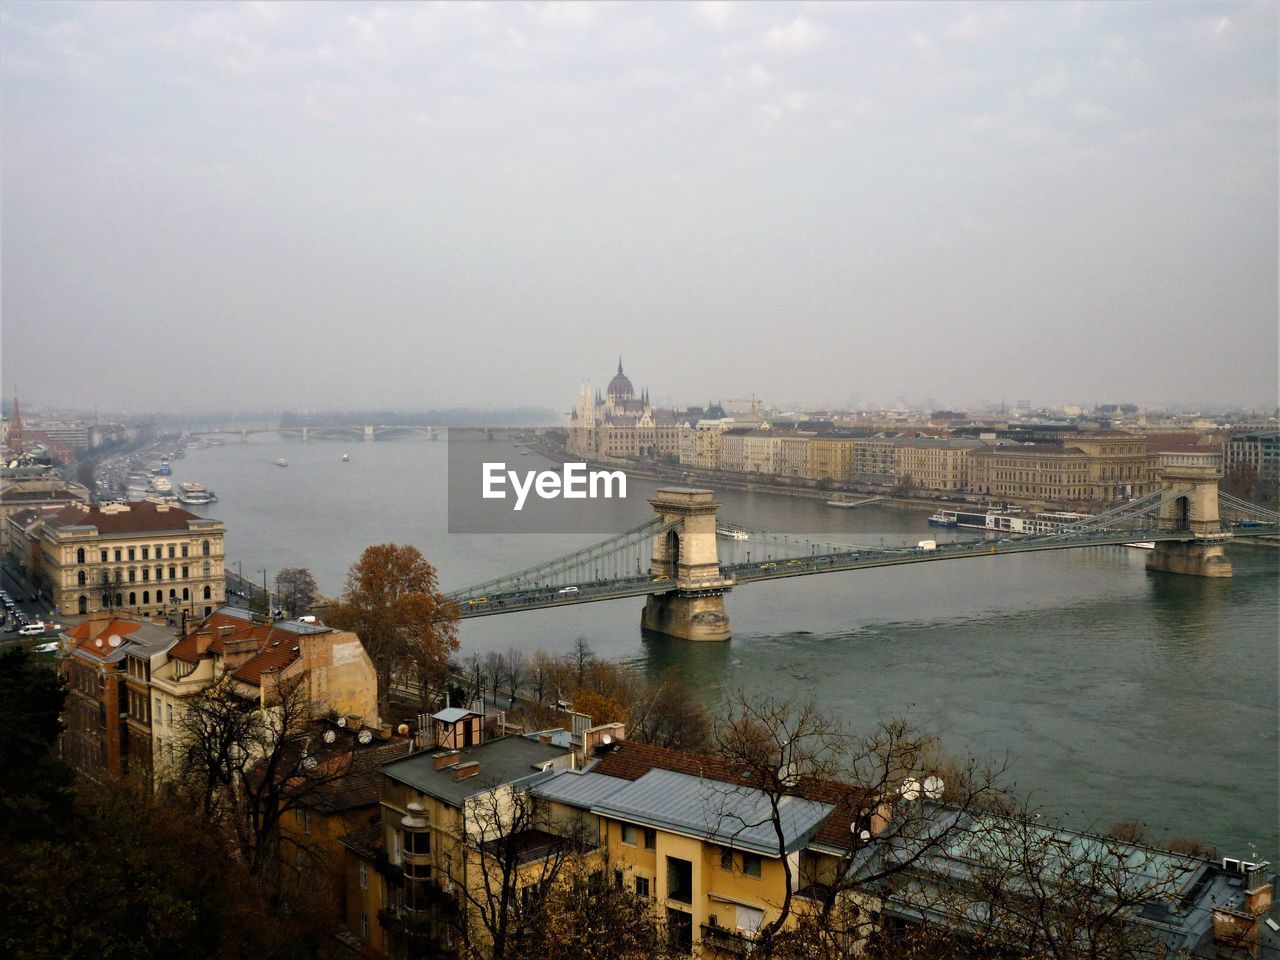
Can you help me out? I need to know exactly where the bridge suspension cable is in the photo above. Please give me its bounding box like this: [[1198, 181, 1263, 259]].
[[445, 517, 683, 601], [1217, 491, 1280, 524]]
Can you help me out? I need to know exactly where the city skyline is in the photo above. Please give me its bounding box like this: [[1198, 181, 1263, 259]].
[[4, 2, 1277, 411]]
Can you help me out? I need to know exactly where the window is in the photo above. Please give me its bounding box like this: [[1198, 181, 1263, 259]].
[[77, 570, 86, 586], [100, 549, 108, 563], [359, 862, 368, 891], [666, 856, 692, 904], [166, 703, 172, 725], [168, 545, 175, 559], [155, 698, 162, 721], [142, 590, 150, 605], [76, 547, 85, 564], [644, 828, 656, 850], [720, 847, 734, 871], [142, 568, 149, 581], [359, 911, 368, 941], [128, 547, 136, 561], [141, 546, 149, 560], [635, 876, 650, 898], [114, 548, 122, 562], [667, 908, 693, 954], [128, 568, 136, 583], [128, 592, 136, 606], [181, 544, 189, 558], [736, 905, 764, 937], [405, 828, 430, 856], [169, 566, 176, 580], [182, 566, 189, 579], [743, 854, 762, 878], [182, 587, 189, 601], [621, 823, 639, 846], [203, 585, 211, 600], [202, 540, 210, 556]]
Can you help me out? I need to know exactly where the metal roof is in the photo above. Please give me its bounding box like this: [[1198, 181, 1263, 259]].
[[532, 770, 631, 807], [590, 768, 834, 857], [432, 707, 480, 724], [381, 735, 569, 807]]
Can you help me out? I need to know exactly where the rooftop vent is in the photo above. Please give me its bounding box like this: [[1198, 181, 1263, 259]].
[[433, 750, 461, 770], [452, 761, 480, 781]]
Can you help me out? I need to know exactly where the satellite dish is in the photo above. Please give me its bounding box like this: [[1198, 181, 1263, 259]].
[[601, 734, 613, 745], [397, 723, 410, 736], [901, 778, 922, 802], [108, 635, 122, 647], [358, 729, 373, 745], [923, 776, 944, 800], [337, 717, 347, 728], [860, 829, 872, 842], [323, 729, 337, 744]]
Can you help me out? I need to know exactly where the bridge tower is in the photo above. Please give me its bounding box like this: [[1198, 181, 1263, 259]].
[[1147, 465, 1232, 577], [641, 488, 732, 641]]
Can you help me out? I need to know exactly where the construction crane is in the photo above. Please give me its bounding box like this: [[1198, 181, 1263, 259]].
[[720, 394, 764, 418]]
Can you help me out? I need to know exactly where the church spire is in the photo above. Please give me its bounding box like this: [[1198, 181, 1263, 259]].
[[617, 356, 623, 375]]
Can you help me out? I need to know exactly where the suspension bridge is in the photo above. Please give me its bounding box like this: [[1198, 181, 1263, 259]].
[[445, 468, 1279, 641]]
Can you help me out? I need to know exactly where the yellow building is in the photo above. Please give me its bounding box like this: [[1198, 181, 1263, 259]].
[[892, 438, 985, 493], [149, 605, 380, 784], [806, 435, 859, 486], [970, 431, 1158, 507], [32, 499, 225, 621], [343, 716, 577, 959]]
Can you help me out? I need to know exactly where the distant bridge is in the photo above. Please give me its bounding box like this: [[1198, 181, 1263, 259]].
[[187, 424, 442, 442], [445, 472, 1279, 641]]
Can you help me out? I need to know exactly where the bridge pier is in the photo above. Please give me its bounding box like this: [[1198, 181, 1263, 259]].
[[1146, 465, 1232, 578], [644, 488, 732, 641]]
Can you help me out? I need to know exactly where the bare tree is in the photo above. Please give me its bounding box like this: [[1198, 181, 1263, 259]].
[[528, 651, 552, 704], [274, 567, 318, 617], [172, 673, 352, 879], [483, 650, 505, 706], [570, 637, 594, 688], [710, 693, 1006, 959], [503, 648, 528, 705], [446, 784, 591, 960]]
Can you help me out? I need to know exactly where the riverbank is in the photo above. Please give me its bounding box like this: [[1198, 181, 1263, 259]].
[[529, 439, 953, 514]]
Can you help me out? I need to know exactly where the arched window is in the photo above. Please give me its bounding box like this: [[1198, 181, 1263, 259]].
[[78, 595, 88, 615], [182, 587, 190, 601], [169, 589, 177, 601], [76, 547, 85, 565], [202, 540, 210, 557], [129, 592, 136, 606], [203, 585, 211, 600], [203, 561, 211, 580], [114, 593, 123, 607], [77, 570, 86, 586], [143, 590, 150, 605]]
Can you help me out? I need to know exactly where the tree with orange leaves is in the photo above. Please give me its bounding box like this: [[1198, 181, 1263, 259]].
[[327, 544, 459, 714]]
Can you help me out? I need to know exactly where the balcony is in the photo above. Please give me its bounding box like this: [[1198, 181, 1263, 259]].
[[700, 924, 753, 956]]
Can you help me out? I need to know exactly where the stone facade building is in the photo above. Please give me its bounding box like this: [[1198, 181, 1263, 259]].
[[32, 499, 225, 621]]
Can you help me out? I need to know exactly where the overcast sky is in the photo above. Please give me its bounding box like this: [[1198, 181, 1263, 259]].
[[3, 1, 1276, 415]]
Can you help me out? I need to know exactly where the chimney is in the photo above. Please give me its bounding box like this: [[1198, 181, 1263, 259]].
[[219, 624, 235, 637], [1244, 862, 1273, 917], [432, 750, 460, 770], [539, 733, 553, 744], [195, 629, 214, 656], [452, 761, 480, 781]]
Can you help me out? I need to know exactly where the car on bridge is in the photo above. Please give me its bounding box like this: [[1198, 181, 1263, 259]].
[[467, 597, 489, 607], [651, 575, 669, 582], [759, 562, 777, 571], [557, 586, 579, 595]]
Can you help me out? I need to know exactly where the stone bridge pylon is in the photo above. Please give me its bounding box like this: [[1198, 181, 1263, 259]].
[[641, 488, 733, 641], [1147, 464, 1232, 577]]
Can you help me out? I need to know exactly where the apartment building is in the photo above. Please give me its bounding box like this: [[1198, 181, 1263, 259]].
[[31, 499, 225, 621], [58, 616, 177, 786], [893, 438, 985, 493]]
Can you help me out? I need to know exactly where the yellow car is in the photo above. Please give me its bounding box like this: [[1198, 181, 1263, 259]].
[[651, 575, 670, 582], [759, 562, 777, 570], [467, 597, 489, 606]]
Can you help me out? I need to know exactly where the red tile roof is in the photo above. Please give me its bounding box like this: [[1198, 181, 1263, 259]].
[[46, 500, 206, 534]]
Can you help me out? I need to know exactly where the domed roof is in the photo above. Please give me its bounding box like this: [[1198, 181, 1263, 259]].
[[607, 357, 634, 401]]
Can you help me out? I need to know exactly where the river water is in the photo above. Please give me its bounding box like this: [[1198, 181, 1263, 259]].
[[179, 435, 1278, 859]]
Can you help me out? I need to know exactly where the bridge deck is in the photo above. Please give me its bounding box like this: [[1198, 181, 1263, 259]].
[[453, 525, 1278, 619]]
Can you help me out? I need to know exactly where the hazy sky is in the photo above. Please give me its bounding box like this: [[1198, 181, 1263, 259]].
[[3, 1, 1276, 415]]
